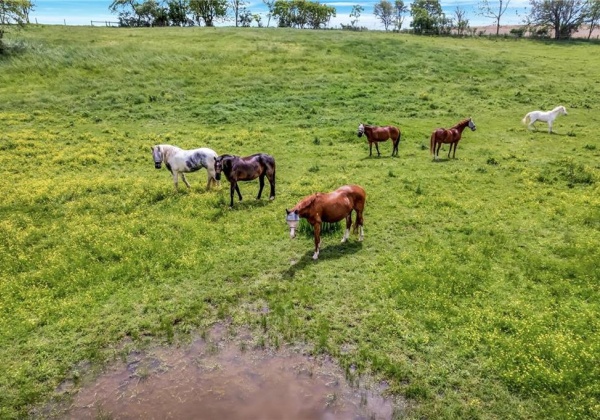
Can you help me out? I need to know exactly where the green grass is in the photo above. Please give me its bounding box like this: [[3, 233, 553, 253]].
[[1, 26, 599, 419]]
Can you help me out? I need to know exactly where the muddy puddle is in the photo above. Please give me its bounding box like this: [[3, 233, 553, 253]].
[[46, 325, 401, 419]]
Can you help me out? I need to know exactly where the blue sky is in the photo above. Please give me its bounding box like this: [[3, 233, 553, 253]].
[[30, 0, 529, 29]]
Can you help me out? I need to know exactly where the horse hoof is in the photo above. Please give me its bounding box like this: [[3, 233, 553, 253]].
[[312, 254, 319, 260], [269, 196, 275, 201]]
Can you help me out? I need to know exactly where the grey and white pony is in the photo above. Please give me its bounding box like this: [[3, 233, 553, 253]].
[[151, 144, 218, 190], [522, 106, 567, 133]]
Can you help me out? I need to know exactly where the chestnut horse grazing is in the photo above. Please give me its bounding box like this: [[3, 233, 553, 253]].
[[286, 185, 366, 260], [357, 123, 401, 157], [214, 153, 276, 207], [430, 118, 476, 160]]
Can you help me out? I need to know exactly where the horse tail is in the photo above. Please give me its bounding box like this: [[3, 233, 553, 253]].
[[430, 132, 435, 155], [522, 113, 530, 125]]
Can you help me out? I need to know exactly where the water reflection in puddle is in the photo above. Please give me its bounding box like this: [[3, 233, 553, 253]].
[[63, 326, 398, 419]]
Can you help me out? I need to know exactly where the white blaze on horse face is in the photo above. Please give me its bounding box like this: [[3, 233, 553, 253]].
[[289, 227, 296, 238], [357, 124, 365, 137]]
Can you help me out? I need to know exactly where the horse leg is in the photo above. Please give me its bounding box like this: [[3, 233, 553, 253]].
[[341, 214, 351, 243], [206, 169, 216, 190], [529, 118, 536, 131], [435, 142, 442, 160], [375, 142, 381, 157], [172, 172, 179, 189], [548, 120, 553, 133], [356, 208, 364, 241], [257, 175, 265, 200], [369, 142, 373, 157], [313, 223, 321, 260], [229, 181, 236, 207], [268, 174, 275, 200], [235, 183, 243, 201], [181, 173, 191, 188]]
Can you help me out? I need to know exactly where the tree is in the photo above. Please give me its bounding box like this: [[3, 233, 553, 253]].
[[1, 0, 34, 51], [306, 1, 335, 28], [167, 0, 191, 26], [273, 0, 334, 29], [350, 4, 363, 28], [394, 0, 408, 30], [410, 0, 444, 34], [374, 0, 394, 30], [585, 0, 600, 39], [230, 0, 246, 26], [135, 0, 169, 26], [527, 0, 587, 39], [454, 6, 469, 35], [263, 0, 275, 27], [189, 0, 228, 26], [239, 6, 252, 26], [477, 0, 511, 36]]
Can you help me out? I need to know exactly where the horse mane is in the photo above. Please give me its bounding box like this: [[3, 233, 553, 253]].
[[451, 118, 471, 129], [294, 193, 319, 214], [157, 144, 179, 162]]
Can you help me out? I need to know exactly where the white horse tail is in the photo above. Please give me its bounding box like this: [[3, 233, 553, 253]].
[[522, 113, 530, 125]]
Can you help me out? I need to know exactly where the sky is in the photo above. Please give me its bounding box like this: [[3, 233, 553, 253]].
[[30, 0, 530, 29]]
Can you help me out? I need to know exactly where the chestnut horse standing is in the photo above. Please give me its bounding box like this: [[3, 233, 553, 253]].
[[430, 118, 476, 160], [286, 185, 366, 260], [357, 123, 401, 157], [214, 153, 276, 207]]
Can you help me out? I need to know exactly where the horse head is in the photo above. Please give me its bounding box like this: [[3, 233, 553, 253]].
[[213, 155, 233, 181], [151, 146, 163, 169], [468, 118, 476, 131], [286, 209, 300, 239], [357, 123, 365, 137]]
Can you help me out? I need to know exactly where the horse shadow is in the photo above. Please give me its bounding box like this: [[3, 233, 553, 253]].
[[360, 155, 398, 161], [209, 198, 272, 221], [281, 241, 363, 280]]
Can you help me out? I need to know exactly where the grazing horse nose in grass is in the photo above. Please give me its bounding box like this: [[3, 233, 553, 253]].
[[286, 185, 366, 260]]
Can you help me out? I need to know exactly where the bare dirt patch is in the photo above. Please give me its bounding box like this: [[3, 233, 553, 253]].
[[38, 324, 403, 419]]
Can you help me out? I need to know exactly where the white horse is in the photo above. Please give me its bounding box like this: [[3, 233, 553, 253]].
[[151, 144, 218, 190], [522, 106, 567, 133]]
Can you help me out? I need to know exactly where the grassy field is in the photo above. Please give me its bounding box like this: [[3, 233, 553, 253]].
[[1, 26, 599, 419]]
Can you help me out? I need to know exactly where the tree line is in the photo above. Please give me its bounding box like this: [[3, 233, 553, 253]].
[[1, 0, 600, 52], [364, 0, 600, 39], [108, 0, 335, 29]]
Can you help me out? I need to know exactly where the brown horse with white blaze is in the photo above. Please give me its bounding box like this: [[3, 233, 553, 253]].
[[357, 123, 401, 157], [286, 185, 366, 260], [430, 117, 476, 160]]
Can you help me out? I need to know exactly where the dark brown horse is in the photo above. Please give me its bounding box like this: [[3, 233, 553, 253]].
[[214, 153, 276, 207], [430, 117, 476, 160], [357, 123, 401, 157], [286, 185, 366, 260]]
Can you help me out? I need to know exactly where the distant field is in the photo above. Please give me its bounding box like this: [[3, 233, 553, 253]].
[[0, 26, 599, 419]]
